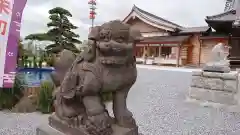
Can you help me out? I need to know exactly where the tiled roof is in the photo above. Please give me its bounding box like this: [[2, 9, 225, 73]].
[[206, 0, 240, 22], [206, 9, 236, 21], [179, 26, 211, 34], [123, 5, 183, 30], [134, 5, 182, 28]]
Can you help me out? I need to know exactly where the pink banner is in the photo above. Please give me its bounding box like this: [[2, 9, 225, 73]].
[[1, 0, 27, 88]]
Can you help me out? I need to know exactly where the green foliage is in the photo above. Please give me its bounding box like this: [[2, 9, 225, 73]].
[[25, 33, 54, 41], [24, 7, 81, 54], [17, 39, 33, 67], [37, 81, 54, 113], [49, 7, 72, 17], [17, 39, 24, 67], [0, 75, 25, 110]]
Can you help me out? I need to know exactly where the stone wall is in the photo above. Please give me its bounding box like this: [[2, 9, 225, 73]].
[[189, 71, 240, 105]]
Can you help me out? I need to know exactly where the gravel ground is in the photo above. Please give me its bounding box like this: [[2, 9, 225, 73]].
[[0, 111, 49, 135], [1, 68, 240, 135]]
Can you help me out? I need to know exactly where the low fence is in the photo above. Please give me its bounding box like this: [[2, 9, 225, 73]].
[[17, 67, 54, 97]]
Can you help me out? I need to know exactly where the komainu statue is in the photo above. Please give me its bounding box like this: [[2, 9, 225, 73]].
[[203, 42, 231, 73], [49, 20, 143, 135]]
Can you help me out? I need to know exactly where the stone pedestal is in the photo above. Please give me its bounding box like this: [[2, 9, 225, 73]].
[[36, 124, 142, 135], [36, 114, 142, 135], [188, 70, 240, 106]]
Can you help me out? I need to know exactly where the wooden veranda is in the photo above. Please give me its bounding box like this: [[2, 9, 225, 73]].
[[136, 35, 190, 67]]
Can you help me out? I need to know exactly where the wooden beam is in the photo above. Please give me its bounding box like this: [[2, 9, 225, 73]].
[[139, 41, 180, 44], [231, 36, 240, 39], [199, 37, 228, 40]]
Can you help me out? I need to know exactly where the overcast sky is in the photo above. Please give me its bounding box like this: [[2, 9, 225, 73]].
[[21, 0, 226, 40]]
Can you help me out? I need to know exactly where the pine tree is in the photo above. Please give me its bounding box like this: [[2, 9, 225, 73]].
[[25, 7, 81, 53]]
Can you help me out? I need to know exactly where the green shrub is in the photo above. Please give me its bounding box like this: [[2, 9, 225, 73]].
[[0, 75, 25, 110], [37, 81, 54, 113]]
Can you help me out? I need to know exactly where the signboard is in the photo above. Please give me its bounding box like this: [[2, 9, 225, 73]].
[[0, 0, 27, 88]]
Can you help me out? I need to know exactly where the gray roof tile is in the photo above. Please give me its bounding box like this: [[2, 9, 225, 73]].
[[179, 26, 211, 33], [130, 5, 183, 29], [206, 10, 236, 21]]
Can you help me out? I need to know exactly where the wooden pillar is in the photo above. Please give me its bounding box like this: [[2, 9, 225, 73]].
[[143, 45, 147, 57], [176, 44, 181, 67], [198, 39, 202, 67], [147, 44, 150, 56], [140, 47, 144, 57], [158, 46, 162, 57], [147, 45, 149, 54], [149, 44, 151, 56]]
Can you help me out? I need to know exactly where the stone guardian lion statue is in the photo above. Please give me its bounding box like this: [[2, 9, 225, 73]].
[[49, 20, 143, 135]]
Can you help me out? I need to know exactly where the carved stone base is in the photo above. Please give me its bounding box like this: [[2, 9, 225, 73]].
[[188, 70, 240, 106], [36, 124, 143, 135], [46, 114, 143, 135], [112, 124, 141, 135]]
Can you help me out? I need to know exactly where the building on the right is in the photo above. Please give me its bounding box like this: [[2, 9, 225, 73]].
[[205, 0, 240, 68]]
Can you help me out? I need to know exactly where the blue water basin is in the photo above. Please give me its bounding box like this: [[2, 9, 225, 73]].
[[17, 67, 55, 87]]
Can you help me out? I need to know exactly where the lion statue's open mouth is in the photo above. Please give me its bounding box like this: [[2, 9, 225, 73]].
[[97, 45, 132, 65]]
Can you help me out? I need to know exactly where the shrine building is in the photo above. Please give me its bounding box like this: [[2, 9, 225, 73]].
[[205, 0, 240, 68], [122, 5, 230, 67]]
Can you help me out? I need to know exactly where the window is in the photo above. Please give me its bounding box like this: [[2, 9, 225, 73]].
[[161, 47, 171, 58]]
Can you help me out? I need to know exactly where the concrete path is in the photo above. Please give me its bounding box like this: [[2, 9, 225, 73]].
[[136, 64, 201, 72]]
